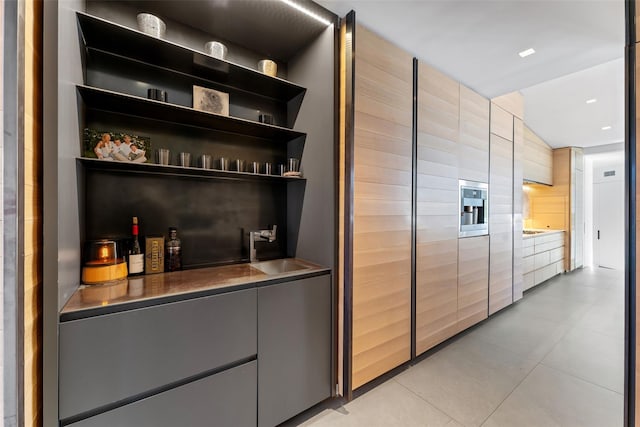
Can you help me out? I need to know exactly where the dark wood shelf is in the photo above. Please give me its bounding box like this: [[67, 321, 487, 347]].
[[78, 157, 305, 183], [76, 12, 307, 104], [77, 85, 306, 143]]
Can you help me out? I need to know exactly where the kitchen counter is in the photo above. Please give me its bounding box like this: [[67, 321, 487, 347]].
[[522, 229, 564, 239], [61, 258, 330, 321]]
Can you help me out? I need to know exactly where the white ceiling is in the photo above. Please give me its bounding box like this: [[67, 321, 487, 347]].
[[316, 0, 625, 149]]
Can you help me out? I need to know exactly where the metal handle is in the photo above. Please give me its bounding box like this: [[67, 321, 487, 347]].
[[597, 230, 600, 240]]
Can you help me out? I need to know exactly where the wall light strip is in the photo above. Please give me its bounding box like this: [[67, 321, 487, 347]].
[[586, 98, 597, 104], [601, 126, 612, 130], [518, 48, 536, 58], [279, 0, 331, 26]]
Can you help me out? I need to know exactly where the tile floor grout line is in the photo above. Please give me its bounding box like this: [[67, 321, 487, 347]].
[[477, 288, 596, 426], [391, 378, 467, 427], [539, 361, 624, 396]]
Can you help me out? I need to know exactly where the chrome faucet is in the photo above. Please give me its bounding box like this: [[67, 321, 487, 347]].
[[249, 225, 277, 263]]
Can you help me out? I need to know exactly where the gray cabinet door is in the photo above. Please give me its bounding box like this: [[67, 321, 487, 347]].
[[258, 274, 331, 427], [70, 360, 257, 427], [60, 289, 257, 419]]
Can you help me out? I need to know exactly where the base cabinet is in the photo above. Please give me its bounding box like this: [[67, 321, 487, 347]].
[[522, 232, 564, 291], [258, 275, 332, 427], [69, 361, 257, 427]]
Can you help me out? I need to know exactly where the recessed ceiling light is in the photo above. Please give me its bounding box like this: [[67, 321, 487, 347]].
[[586, 98, 597, 104], [518, 48, 536, 58], [602, 126, 612, 130], [279, 0, 332, 26]]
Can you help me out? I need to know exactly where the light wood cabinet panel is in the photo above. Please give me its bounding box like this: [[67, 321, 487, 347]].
[[513, 118, 524, 301], [489, 133, 513, 314], [459, 85, 489, 182], [415, 61, 460, 355], [523, 125, 553, 185], [458, 236, 489, 332], [351, 25, 412, 390], [491, 91, 524, 119], [490, 103, 513, 141]]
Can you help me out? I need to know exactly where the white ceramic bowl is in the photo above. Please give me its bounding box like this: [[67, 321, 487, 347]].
[[137, 13, 166, 39], [258, 60, 277, 77], [204, 41, 228, 60]]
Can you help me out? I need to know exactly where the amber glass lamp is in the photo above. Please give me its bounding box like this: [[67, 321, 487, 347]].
[[81, 239, 128, 285]]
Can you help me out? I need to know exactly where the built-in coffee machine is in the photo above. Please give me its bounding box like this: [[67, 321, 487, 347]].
[[459, 180, 488, 237]]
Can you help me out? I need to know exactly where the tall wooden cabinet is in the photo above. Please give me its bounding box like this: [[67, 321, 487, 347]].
[[415, 62, 460, 355], [457, 85, 490, 332], [489, 128, 514, 315], [350, 25, 413, 389], [513, 118, 524, 301]]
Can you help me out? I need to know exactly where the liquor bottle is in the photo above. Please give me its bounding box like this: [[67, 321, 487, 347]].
[[129, 216, 144, 276], [165, 227, 182, 272]]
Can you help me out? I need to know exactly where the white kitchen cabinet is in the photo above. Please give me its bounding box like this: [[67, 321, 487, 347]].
[[522, 231, 565, 291]]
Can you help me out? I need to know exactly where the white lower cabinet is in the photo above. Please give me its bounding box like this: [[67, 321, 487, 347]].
[[522, 231, 564, 291]]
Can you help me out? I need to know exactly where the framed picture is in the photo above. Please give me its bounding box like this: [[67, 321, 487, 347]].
[[83, 128, 152, 163], [193, 85, 229, 116]]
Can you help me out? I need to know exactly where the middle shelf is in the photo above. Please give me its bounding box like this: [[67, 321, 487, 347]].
[[78, 157, 306, 182], [77, 85, 307, 144]]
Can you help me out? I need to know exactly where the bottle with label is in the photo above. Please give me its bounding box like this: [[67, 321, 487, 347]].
[[129, 216, 144, 276], [165, 227, 182, 272]]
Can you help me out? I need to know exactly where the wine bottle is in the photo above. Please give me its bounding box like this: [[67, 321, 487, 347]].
[[129, 216, 144, 275]]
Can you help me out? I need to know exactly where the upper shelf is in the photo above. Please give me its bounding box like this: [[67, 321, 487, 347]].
[[77, 85, 306, 143], [76, 12, 307, 104]]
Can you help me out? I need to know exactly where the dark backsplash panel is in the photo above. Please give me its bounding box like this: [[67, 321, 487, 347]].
[[84, 169, 289, 268]]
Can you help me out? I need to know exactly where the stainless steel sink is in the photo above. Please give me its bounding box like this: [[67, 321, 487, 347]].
[[251, 259, 311, 275]]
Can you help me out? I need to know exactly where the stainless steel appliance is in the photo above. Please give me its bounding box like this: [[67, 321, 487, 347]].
[[459, 180, 488, 237]]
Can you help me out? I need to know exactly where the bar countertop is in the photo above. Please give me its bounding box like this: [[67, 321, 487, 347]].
[[61, 258, 330, 321]]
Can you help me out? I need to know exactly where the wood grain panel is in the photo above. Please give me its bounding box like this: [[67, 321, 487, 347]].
[[415, 61, 460, 355], [523, 125, 553, 185], [491, 91, 524, 119], [459, 85, 489, 182], [457, 236, 489, 332], [490, 103, 513, 142], [513, 118, 524, 301], [351, 25, 412, 389], [489, 133, 513, 315]]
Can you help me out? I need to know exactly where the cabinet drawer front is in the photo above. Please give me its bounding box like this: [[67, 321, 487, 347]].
[[70, 361, 257, 427], [549, 247, 564, 263], [534, 252, 550, 270], [60, 289, 257, 419], [523, 245, 535, 257], [535, 232, 563, 245], [523, 238, 535, 248], [534, 263, 558, 285], [523, 256, 535, 274], [535, 240, 563, 253]]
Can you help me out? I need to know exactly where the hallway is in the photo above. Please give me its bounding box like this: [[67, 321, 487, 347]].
[[301, 267, 624, 427]]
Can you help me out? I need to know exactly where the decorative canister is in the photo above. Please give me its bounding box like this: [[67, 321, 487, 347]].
[[137, 13, 166, 39], [258, 59, 277, 77], [204, 41, 228, 60]]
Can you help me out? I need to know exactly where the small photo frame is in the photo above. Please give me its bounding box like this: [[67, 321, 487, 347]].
[[83, 128, 152, 163], [193, 85, 229, 116]]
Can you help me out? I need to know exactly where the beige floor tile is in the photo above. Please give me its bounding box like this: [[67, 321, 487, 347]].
[[482, 365, 623, 427], [395, 334, 537, 427], [300, 380, 452, 427], [541, 326, 624, 393]]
